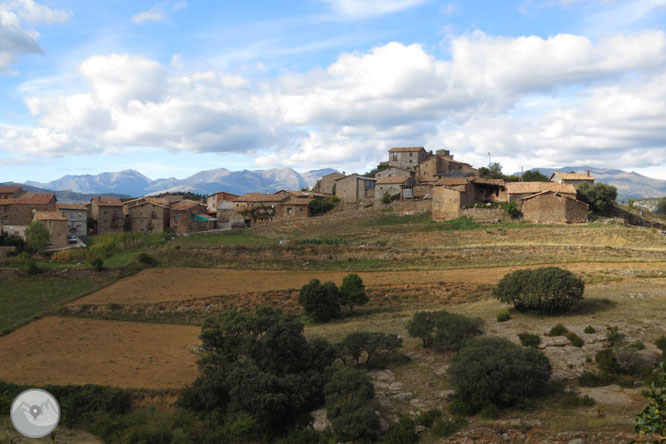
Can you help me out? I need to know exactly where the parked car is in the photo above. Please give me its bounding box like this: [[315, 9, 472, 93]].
[[67, 235, 79, 244]]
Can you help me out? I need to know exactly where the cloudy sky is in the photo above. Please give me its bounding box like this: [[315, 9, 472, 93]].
[[1, 0, 666, 183]]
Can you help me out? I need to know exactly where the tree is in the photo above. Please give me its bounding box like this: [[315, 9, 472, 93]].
[[298, 279, 341, 322], [180, 306, 336, 433], [25, 220, 50, 251], [324, 367, 378, 442], [657, 197, 666, 215], [406, 310, 483, 352], [339, 273, 369, 312], [633, 362, 666, 443], [522, 170, 549, 182], [448, 337, 552, 414], [336, 332, 402, 368], [577, 182, 618, 214], [493, 267, 585, 314]]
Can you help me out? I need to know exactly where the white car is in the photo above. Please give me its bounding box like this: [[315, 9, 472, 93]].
[[67, 235, 79, 244]]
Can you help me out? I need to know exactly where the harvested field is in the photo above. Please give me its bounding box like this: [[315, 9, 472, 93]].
[[0, 317, 199, 389], [70, 262, 666, 306]]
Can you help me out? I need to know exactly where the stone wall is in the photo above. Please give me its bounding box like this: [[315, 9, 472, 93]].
[[432, 186, 462, 221], [392, 199, 432, 215], [0, 246, 16, 258], [522, 193, 588, 224], [461, 207, 505, 222]]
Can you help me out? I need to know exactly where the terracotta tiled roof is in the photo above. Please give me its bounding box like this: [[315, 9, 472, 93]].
[[376, 176, 411, 185], [208, 191, 240, 201], [0, 186, 22, 193], [322, 172, 345, 179], [91, 196, 123, 206], [170, 199, 203, 211], [33, 211, 67, 221], [434, 177, 475, 186], [56, 203, 87, 211], [11, 193, 56, 205], [551, 172, 595, 181], [472, 178, 506, 186], [233, 193, 290, 203], [389, 146, 425, 153], [505, 182, 576, 195], [522, 190, 589, 206], [334, 174, 376, 182], [284, 197, 312, 205]]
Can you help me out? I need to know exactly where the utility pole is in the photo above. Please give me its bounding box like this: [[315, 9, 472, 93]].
[[488, 152, 491, 167], [521, 166, 524, 182]]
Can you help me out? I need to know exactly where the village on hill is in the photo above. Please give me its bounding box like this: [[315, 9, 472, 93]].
[[0, 146, 602, 249]]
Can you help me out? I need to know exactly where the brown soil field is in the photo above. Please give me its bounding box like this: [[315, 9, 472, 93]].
[[0, 317, 200, 389], [70, 262, 666, 306]]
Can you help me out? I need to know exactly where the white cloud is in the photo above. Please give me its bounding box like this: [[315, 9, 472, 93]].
[[131, 1, 187, 24], [321, 0, 427, 19]]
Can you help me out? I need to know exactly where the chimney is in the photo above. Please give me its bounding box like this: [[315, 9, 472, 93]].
[[586, 169, 590, 177]]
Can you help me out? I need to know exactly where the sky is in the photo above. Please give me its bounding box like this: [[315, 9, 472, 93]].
[[1, 0, 666, 183]]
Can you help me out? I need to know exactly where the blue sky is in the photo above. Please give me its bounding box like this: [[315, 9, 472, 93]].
[[1, 0, 666, 183]]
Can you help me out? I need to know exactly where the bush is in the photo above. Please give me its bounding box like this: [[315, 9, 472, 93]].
[[406, 310, 483, 352], [577, 182, 617, 214], [548, 324, 568, 337], [480, 403, 500, 419], [584, 325, 596, 334], [596, 349, 622, 374], [558, 393, 595, 408], [325, 368, 378, 442], [633, 362, 666, 441], [448, 337, 552, 414], [25, 220, 50, 251], [337, 332, 402, 368], [615, 342, 652, 375], [92, 258, 104, 271], [382, 416, 418, 444], [518, 332, 541, 349], [578, 371, 614, 387], [339, 273, 369, 313], [137, 253, 157, 267], [309, 197, 339, 216], [381, 193, 393, 204], [25, 257, 40, 275], [496, 310, 511, 322], [298, 279, 341, 323], [655, 336, 666, 356], [493, 267, 585, 314], [430, 416, 465, 437], [566, 332, 584, 347], [415, 409, 441, 428], [606, 326, 622, 344]]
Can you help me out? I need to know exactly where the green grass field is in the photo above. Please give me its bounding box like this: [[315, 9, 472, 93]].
[[171, 230, 278, 248]]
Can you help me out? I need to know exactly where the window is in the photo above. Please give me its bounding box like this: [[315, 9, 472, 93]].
[[287, 208, 293, 215], [392, 153, 398, 161], [48, 221, 52, 227]]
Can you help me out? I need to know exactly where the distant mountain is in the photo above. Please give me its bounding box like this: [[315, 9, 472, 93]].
[[515, 166, 666, 201], [21, 167, 339, 198], [0, 182, 131, 203]]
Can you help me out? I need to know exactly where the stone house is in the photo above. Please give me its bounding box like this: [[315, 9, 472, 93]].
[[33, 211, 68, 249], [90, 197, 124, 235], [505, 182, 577, 210], [334, 175, 376, 203], [206, 192, 239, 222], [278, 197, 311, 220], [388, 147, 428, 170], [170, 200, 213, 233], [521, 191, 589, 224], [550, 170, 595, 188], [232, 193, 291, 224], [375, 176, 414, 203], [0, 186, 24, 200], [126, 201, 170, 233], [432, 178, 506, 221], [313, 172, 345, 195], [375, 166, 414, 180], [0, 193, 57, 237], [56, 203, 87, 237], [417, 150, 478, 183]]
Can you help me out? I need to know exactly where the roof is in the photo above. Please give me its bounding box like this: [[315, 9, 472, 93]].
[[434, 177, 476, 186], [334, 174, 376, 182], [91, 196, 123, 207], [10, 193, 56, 205], [322, 172, 345, 179], [550, 172, 595, 181], [389, 146, 425, 153], [0, 186, 22, 194], [56, 203, 87, 211], [472, 178, 506, 186], [284, 198, 312, 206], [170, 199, 203, 211], [376, 176, 411, 185], [208, 191, 240, 201], [33, 211, 67, 221], [128, 200, 170, 210], [505, 182, 577, 195], [522, 190, 589, 206], [233, 193, 290, 203]]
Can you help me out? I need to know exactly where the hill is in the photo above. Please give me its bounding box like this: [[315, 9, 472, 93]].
[[0, 182, 131, 203]]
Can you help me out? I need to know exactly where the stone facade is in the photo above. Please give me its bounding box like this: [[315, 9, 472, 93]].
[[0, 186, 23, 200], [206, 192, 239, 214], [33, 211, 68, 249], [170, 200, 210, 234], [375, 166, 414, 180], [127, 201, 170, 233], [550, 171, 595, 188], [417, 155, 478, 183], [388, 147, 427, 169], [315, 172, 345, 195], [56, 204, 87, 237], [432, 186, 464, 221], [461, 207, 505, 222], [90, 197, 124, 235], [375, 176, 414, 203], [392, 199, 432, 215], [521, 192, 589, 224], [505, 182, 577, 210], [334, 175, 376, 203]]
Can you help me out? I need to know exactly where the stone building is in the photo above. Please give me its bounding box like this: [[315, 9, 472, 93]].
[[432, 178, 506, 221], [549, 170, 595, 188], [505, 182, 577, 210], [126, 201, 170, 233], [375, 176, 414, 203], [417, 149, 478, 183], [33, 211, 68, 249], [206, 192, 239, 222], [0, 186, 24, 200], [313, 172, 345, 195], [375, 166, 414, 180], [521, 191, 589, 224], [90, 197, 124, 235], [0, 193, 57, 237], [334, 175, 376, 203], [170, 200, 213, 233], [388, 147, 428, 170], [56, 203, 87, 237]]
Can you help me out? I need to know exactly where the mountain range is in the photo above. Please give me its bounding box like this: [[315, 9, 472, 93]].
[[21, 167, 338, 201]]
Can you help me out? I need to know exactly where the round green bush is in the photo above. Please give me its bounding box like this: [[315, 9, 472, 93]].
[[584, 325, 596, 334], [493, 267, 585, 314], [448, 337, 552, 414], [298, 279, 341, 323], [406, 310, 483, 352], [548, 323, 568, 337], [496, 310, 511, 322], [595, 349, 621, 374], [566, 332, 584, 347], [518, 332, 540, 349]]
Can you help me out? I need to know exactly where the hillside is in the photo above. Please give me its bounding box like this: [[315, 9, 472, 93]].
[[0, 182, 131, 203]]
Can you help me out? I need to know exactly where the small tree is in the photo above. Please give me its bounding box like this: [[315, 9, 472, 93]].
[[325, 367, 378, 442], [577, 182, 618, 214], [406, 310, 483, 352], [339, 274, 368, 313], [336, 331, 402, 368], [493, 267, 585, 314], [522, 170, 549, 182], [657, 197, 666, 215], [25, 220, 50, 251], [633, 362, 666, 443], [298, 279, 341, 322]]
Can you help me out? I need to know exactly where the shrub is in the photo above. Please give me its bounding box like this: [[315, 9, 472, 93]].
[[337, 331, 402, 368], [615, 342, 652, 375], [325, 368, 378, 442], [496, 310, 511, 322], [518, 332, 541, 349], [577, 182, 618, 214], [558, 393, 595, 408], [578, 371, 614, 387], [448, 337, 552, 414], [655, 336, 666, 356], [430, 416, 465, 438], [25, 220, 50, 251], [382, 415, 418, 444], [309, 197, 339, 216], [406, 310, 483, 352], [548, 324, 568, 337], [92, 258, 104, 271], [415, 409, 441, 428], [606, 326, 621, 344], [381, 193, 393, 204], [566, 332, 584, 347], [137, 253, 157, 267], [298, 279, 341, 323], [339, 274, 369, 313], [480, 403, 500, 419], [596, 349, 622, 374], [633, 362, 666, 441], [25, 257, 40, 275], [584, 325, 596, 334], [493, 267, 585, 314]]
